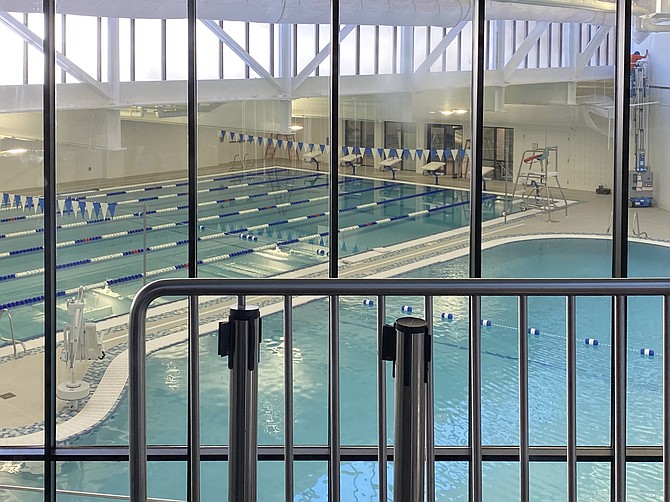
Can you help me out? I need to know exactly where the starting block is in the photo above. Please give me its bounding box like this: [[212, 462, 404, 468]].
[[378, 157, 402, 179], [339, 153, 362, 174]]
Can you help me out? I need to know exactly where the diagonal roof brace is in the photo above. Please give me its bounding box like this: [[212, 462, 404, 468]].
[[201, 19, 284, 94], [292, 25, 356, 93], [574, 26, 611, 78], [0, 11, 111, 101], [503, 21, 549, 82], [413, 21, 468, 82]]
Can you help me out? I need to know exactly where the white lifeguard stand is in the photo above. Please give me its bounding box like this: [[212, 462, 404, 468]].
[[57, 287, 105, 409], [510, 146, 567, 221]]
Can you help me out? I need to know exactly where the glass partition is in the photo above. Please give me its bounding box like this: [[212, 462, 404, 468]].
[[0, 9, 44, 449], [1, 0, 669, 500]]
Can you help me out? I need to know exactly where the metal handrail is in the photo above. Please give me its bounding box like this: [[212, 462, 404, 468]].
[[128, 277, 670, 502], [243, 153, 254, 169], [0, 483, 183, 501], [0, 308, 26, 357], [230, 154, 244, 171]]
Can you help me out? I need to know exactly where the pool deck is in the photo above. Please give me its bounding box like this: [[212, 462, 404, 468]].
[[1, 159, 669, 442]]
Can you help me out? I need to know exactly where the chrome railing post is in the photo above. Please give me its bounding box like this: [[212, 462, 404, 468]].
[[218, 302, 262, 502], [382, 316, 430, 502]]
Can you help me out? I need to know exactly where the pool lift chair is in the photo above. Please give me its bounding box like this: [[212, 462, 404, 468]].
[[57, 287, 106, 410]]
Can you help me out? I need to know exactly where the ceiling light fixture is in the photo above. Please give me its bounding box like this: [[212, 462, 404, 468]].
[[289, 125, 303, 131]]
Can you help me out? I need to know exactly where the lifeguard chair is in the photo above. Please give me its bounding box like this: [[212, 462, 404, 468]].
[[510, 146, 567, 221]]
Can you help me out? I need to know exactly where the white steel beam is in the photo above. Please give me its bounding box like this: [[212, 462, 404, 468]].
[[201, 19, 284, 93], [503, 21, 549, 82], [575, 26, 610, 78], [413, 21, 467, 81], [494, 20, 506, 71], [108, 17, 120, 102], [278, 23, 293, 96], [399, 26, 414, 76], [0, 11, 111, 100], [292, 25, 355, 92], [568, 23, 579, 73]]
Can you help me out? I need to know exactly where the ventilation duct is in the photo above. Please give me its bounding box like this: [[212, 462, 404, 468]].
[[0, 0, 635, 26]]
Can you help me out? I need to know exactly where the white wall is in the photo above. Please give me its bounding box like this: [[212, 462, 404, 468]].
[[512, 126, 613, 191]]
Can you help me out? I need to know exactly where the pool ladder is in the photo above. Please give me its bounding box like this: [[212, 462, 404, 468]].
[[0, 308, 26, 357], [231, 154, 254, 171]]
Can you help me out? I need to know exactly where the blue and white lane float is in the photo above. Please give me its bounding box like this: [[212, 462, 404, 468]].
[[0, 197, 483, 309], [0, 168, 289, 213], [0, 181, 419, 254], [0, 173, 324, 223], [0, 177, 387, 241], [0, 186, 454, 279], [0, 167, 296, 218], [1, 185, 450, 260], [69, 168, 289, 201], [490, 323, 656, 357], [111, 172, 323, 206]]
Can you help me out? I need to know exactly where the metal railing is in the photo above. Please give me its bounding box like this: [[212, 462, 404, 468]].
[[128, 277, 670, 502], [0, 308, 26, 357]]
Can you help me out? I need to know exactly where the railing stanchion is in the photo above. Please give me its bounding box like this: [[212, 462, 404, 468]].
[[382, 316, 430, 501], [567, 295, 577, 501], [329, 295, 341, 501], [664, 294, 670, 501], [518, 295, 529, 502], [377, 295, 388, 502], [470, 295, 483, 502], [284, 295, 294, 502], [613, 294, 627, 501], [425, 295, 435, 502], [218, 302, 262, 502]]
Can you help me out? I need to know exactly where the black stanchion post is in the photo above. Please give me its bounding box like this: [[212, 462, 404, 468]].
[[219, 303, 262, 502], [382, 317, 430, 502]]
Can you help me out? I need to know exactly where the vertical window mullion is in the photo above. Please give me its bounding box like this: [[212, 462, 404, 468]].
[[130, 18, 136, 81], [374, 25, 379, 74], [186, 0, 199, 499], [245, 21, 250, 78], [61, 14, 66, 82], [161, 19, 167, 80], [97, 17, 102, 81], [315, 24, 320, 76], [44, 0, 57, 498], [23, 14, 28, 84], [269, 23, 274, 77]]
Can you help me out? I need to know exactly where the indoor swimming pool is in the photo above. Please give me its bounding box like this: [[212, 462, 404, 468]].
[[1, 236, 667, 501], [0, 167, 503, 342]]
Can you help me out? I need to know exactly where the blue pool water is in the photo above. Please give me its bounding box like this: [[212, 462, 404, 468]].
[[2, 237, 665, 501], [0, 167, 503, 342]]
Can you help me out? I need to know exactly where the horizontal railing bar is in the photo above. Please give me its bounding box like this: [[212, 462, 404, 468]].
[[124, 279, 669, 501], [1, 445, 664, 462], [0, 483, 182, 502], [132, 278, 670, 306]]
